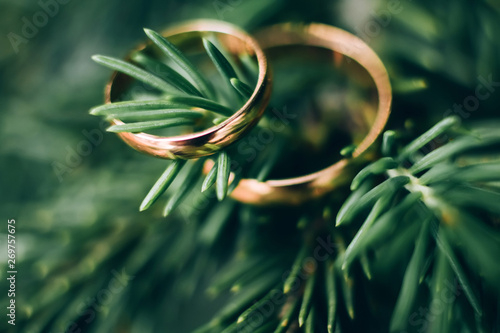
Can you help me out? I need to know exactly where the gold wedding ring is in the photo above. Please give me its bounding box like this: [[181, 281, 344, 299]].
[[230, 23, 392, 205], [104, 20, 271, 159]]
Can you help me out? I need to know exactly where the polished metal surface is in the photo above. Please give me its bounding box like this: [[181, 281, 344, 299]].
[[230, 23, 392, 205], [104, 20, 271, 159]]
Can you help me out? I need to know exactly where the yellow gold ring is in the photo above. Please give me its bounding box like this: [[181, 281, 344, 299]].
[[105, 20, 271, 159], [230, 23, 392, 205]]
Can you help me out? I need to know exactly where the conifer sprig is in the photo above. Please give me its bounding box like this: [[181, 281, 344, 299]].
[[338, 117, 500, 332], [191, 118, 500, 333], [90, 28, 259, 212]]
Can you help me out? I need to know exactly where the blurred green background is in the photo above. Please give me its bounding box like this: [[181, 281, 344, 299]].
[[1, 0, 499, 332]]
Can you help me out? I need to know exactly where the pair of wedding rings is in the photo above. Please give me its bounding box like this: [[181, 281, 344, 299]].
[[104, 20, 392, 205]]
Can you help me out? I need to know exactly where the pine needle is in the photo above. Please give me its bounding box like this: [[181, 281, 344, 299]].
[[198, 200, 236, 246], [216, 151, 231, 201], [283, 245, 308, 294], [359, 253, 372, 280], [131, 51, 203, 96], [389, 216, 432, 331], [340, 144, 357, 157], [90, 100, 189, 115], [107, 109, 204, 122], [399, 116, 460, 161], [230, 78, 253, 98], [382, 130, 397, 157], [350, 157, 398, 190], [342, 197, 389, 270], [336, 176, 410, 226], [143, 28, 215, 99], [216, 270, 281, 323], [166, 95, 234, 116], [305, 306, 316, 333], [237, 287, 277, 324], [163, 160, 203, 216], [325, 261, 337, 333], [106, 118, 194, 133], [208, 256, 264, 295], [434, 228, 483, 316], [410, 136, 483, 174], [92, 55, 175, 93], [203, 38, 237, 85], [140, 160, 186, 211], [274, 296, 300, 333], [202, 161, 218, 192], [298, 271, 316, 327]]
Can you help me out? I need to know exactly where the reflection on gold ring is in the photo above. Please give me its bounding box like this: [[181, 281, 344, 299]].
[[105, 20, 271, 159], [231, 23, 392, 205]]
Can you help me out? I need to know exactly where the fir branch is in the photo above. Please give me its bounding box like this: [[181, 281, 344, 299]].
[[143, 28, 215, 99], [140, 159, 186, 211], [130, 51, 203, 97], [106, 118, 195, 133], [90, 28, 262, 214], [334, 117, 500, 332], [92, 55, 177, 93]]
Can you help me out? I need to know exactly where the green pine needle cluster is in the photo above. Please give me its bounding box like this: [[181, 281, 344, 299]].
[[4, 1, 500, 333], [339, 117, 500, 331], [90, 28, 258, 212], [85, 21, 500, 333], [190, 118, 500, 333]]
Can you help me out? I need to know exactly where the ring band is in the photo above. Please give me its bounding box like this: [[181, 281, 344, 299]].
[[230, 23, 392, 205], [104, 20, 271, 159]]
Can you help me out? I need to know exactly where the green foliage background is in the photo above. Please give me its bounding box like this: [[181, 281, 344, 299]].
[[0, 0, 499, 332]]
